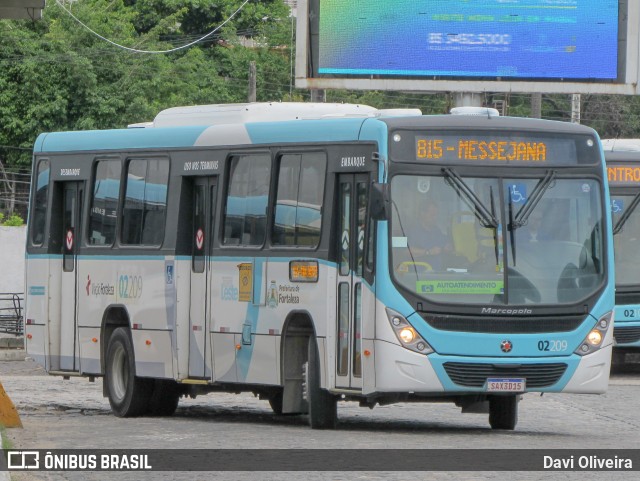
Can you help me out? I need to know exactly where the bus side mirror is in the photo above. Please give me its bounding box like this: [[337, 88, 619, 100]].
[[369, 183, 389, 221]]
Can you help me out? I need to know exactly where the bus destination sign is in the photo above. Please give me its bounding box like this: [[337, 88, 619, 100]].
[[390, 131, 599, 166], [416, 136, 548, 163], [607, 164, 640, 186]]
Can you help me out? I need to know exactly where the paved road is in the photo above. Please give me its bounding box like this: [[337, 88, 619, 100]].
[[2, 358, 640, 480]]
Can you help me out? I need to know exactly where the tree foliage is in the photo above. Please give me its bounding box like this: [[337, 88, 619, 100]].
[[3, 0, 640, 175], [0, 0, 294, 167]]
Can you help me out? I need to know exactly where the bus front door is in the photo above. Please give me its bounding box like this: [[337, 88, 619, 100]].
[[59, 181, 83, 372], [188, 177, 217, 379], [335, 173, 369, 390]]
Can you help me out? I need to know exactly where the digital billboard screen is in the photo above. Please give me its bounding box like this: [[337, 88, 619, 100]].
[[317, 0, 620, 80]]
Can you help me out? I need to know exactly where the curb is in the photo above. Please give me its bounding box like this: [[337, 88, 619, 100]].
[[0, 350, 26, 362]]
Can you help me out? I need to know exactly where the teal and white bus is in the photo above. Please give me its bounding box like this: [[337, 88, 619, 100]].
[[25, 103, 614, 430], [603, 139, 640, 361]]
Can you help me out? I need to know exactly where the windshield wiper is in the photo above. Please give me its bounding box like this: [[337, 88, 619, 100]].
[[508, 187, 517, 265], [489, 185, 500, 265], [510, 170, 557, 230], [442, 168, 499, 229], [613, 191, 640, 235], [507, 170, 556, 266]]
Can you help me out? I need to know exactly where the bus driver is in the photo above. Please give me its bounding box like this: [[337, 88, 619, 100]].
[[407, 203, 452, 265]]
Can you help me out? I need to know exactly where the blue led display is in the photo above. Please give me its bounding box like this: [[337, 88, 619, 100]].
[[318, 0, 619, 80]]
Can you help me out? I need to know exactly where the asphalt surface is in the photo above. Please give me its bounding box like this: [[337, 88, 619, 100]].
[[1, 356, 640, 481]]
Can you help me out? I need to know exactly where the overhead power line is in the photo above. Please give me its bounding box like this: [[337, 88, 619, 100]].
[[0, 145, 31, 151], [54, 0, 251, 54]]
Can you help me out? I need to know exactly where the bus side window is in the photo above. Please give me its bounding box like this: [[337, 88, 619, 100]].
[[272, 152, 326, 248], [223, 154, 271, 247], [31, 159, 50, 246], [89, 159, 121, 246], [121, 158, 169, 246]]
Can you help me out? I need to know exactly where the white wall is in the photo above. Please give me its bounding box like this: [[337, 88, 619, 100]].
[[0, 226, 26, 294]]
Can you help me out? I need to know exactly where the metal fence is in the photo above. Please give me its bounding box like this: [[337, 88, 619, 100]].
[[0, 292, 24, 335]]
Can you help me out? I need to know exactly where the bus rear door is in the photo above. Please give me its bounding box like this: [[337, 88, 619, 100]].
[[58, 181, 84, 372]]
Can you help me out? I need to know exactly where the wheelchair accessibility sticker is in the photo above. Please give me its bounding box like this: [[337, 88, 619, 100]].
[[507, 183, 527, 204], [611, 198, 624, 214]]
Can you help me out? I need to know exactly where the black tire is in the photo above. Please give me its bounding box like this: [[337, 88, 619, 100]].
[[489, 395, 518, 430], [105, 327, 152, 417], [305, 336, 337, 429], [268, 389, 284, 415], [147, 380, 181, 417]]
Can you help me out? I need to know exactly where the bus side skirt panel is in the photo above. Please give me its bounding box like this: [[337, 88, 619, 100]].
[[131, 329, 175, 379], [78, 326, 101, 374], [24, 257, 50, 370]]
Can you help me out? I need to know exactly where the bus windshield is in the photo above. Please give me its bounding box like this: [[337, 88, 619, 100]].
[[390, 173, 604, 306], [612, 193, 640, 286]]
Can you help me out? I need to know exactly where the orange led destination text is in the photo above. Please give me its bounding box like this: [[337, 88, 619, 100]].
[[608, 166, 640, 184], [291, 262, 318, 281], [417, 138, 547, 162]]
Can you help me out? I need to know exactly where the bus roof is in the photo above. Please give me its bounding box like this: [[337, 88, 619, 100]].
[[152, 102, 380, 127], [602, 139, 640, 152], [602, 139, 640, 162], [379, 114, 599, 134], [33, 103, 597, 154], [33, 118, 375, 153], [34, 102, 427, 153]]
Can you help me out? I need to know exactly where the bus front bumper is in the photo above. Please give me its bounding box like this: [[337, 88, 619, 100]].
[[370, 340, 612, 395]]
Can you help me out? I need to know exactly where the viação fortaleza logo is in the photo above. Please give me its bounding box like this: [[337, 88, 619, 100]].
[[85, 275, 115, 297]]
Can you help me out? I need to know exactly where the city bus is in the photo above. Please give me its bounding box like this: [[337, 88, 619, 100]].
[[25, 103, 614, 430], [603, 139, 640, 362]]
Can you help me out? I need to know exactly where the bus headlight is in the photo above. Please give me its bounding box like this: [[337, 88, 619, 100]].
[[574, 311, 612, 356], [587, 330, 602, 345], [386, 308, 433, 354], [399, 327, 416, 344]]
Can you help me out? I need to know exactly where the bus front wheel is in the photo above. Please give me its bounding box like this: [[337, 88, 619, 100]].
[[489, 395, 518, 430], [105, 327, 152, 417], [304, 336, 337, 429]]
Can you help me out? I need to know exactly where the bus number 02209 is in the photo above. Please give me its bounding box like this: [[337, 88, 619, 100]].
[[537, 340, 568, 352], [118, 275, 143, 299]]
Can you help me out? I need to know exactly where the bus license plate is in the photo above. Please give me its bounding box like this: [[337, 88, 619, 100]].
[[486, 378, 525, 392]]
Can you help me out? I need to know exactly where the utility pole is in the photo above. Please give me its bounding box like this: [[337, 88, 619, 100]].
[[571, 94, 581, 124], [248, 61, 257, 103], [0, 159, 17, 216], [531, 93, 542, 119]]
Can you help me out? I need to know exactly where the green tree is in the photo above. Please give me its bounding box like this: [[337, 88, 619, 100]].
[[0, 0, 294, 169]]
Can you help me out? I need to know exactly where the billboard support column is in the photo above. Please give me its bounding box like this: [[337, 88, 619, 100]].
[[311, 89, 326, 103], [454, 92, 483, 108]]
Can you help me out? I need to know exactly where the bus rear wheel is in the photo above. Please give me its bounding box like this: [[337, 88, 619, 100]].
[[304, 336, 337, 429], [268, 389, 284, 415], [489, 395, 518, 430], [105, 327, 152, 417], [147, 380, 181, 416]]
